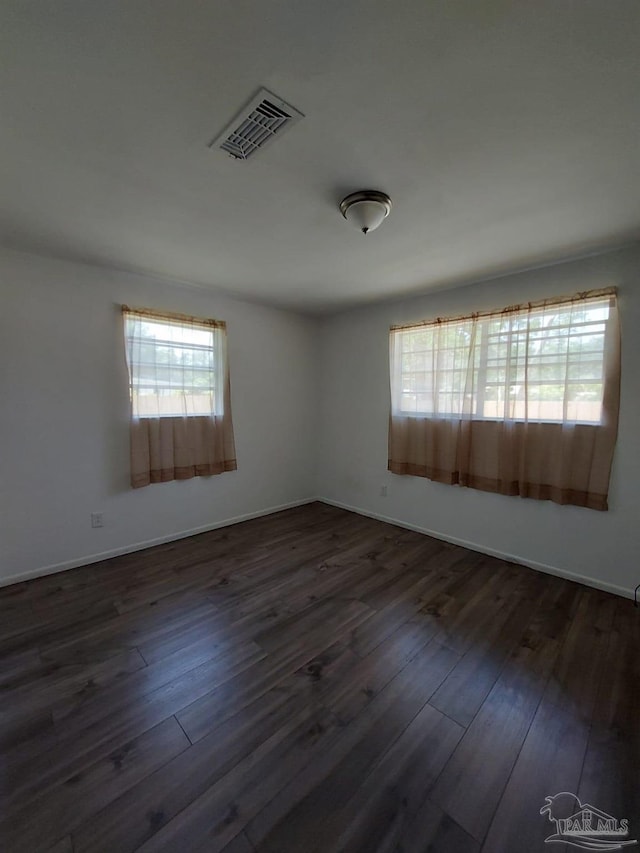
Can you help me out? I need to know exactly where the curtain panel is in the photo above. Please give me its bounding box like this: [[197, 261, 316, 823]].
[[388, 289, 620, 510], [123, 306, 237, 489]]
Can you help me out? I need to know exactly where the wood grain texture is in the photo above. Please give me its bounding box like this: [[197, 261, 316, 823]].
[[1, 502, 637, 852]]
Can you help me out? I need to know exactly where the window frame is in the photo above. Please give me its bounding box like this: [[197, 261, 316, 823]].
[[389, 289, 617, 426], [122, 305, 227, 420]]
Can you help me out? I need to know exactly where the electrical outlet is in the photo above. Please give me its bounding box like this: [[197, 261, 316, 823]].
[[91, 512, 104, 528], [380, 485, 388, 497]]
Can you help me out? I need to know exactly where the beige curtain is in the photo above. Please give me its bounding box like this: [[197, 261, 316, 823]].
[[388, 289, 620, 510], [123, 306, 237, 489]]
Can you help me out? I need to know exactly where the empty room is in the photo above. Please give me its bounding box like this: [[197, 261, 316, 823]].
[[1, 2, 639, 852]]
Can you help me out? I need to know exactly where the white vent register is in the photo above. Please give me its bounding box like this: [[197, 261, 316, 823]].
[[210, 88, 304, 161]]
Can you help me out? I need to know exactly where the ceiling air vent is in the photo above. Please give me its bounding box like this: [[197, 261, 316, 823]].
[[210, 88, 304, 161]]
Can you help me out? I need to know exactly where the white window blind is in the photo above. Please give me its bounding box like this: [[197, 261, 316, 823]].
[[123, 307, 226, 418], [390, 290, 617, 424]]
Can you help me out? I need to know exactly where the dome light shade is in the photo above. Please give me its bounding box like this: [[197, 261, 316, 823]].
[[340, 190, 392, 234]]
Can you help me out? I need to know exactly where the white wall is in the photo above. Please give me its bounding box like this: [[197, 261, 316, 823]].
[[3, 245, 638, 597], [0, 249, 319, 585], [317, 246, 640, 598]]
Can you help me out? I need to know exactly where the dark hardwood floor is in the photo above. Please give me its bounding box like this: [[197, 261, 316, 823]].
[[1, 502, 638, 853]]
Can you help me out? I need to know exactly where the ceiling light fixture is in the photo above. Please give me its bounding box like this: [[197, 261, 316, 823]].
[[339, 190, 392, 235]]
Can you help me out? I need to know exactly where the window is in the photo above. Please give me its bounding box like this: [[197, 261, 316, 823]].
[[122, 306, 236, 489], [123, 307, 225, 418], [390, 291, 616, 424], [388, 288, 620, 510]]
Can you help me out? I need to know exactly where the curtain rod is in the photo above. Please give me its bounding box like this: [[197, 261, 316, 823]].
[[122, 305, 226, 329], [390, 286, 617, 332]]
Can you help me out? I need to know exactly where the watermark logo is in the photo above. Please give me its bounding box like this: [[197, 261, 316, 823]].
[[540, 792, 637, 850]]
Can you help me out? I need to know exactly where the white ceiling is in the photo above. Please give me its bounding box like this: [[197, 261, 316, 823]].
[[1, 1, 639, 313]]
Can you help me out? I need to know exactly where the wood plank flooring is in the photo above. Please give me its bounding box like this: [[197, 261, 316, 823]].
[[0, 502, 638, 852]]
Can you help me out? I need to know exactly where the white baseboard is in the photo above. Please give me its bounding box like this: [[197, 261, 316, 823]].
[[0, 498, 317, 589], [317, 497, 634, 601], [4, 496, 633, 602]]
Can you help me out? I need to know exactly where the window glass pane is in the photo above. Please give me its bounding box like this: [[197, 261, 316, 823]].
[[124, 314, 223, 418], [390, 295, 612, 424]]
